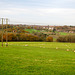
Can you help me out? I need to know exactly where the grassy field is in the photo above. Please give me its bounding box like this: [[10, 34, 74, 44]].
[[25, 29, 41, 33], [0, 42, 75, 75], [59, 32, 68, 35], [59, 32, 75, 35]]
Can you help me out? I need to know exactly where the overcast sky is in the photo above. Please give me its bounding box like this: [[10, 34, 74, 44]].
[[0, 0, 75, 25]]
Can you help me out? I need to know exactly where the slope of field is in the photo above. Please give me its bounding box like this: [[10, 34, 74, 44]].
[[25, 29, 41, 33], [59, 32, 68, 35], [59, 32, 75, 35], [0, 42, 75, 75]]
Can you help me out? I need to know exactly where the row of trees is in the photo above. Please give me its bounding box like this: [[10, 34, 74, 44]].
[[57, 35, 75, 42], [0, 32, 75, 42], [0, 33, 53, 42]]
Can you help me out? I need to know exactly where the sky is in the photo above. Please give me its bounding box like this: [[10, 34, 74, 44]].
[[0, 0, 75, 25]]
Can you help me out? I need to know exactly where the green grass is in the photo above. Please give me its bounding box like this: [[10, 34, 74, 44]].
[[59, 32, 75, 35], [0, 42, 75, 75], [25, 29, 41, 33], [59, 32, 68, 35]]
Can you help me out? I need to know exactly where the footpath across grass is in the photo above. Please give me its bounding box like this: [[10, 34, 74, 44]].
[[0, 42, 75, 75]]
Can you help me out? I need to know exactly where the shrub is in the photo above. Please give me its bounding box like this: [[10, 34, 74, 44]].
[[57, 35, 75, 42], [46, 36, 53, 42], [3, 33, 17, 41], [0, 32, 2, 42], [56, 36, 65, 42], [0, 32, 53, 42], [19, 33, 39, 41]]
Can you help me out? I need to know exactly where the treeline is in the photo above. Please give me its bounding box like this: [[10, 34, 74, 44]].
[[0, 33, 53, 42], [57, 35, 75, 42], [0, 33, 75, 42]]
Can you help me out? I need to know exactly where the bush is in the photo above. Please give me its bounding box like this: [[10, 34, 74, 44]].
[[5, 33, 40, 41], [3, 33, 17, 41], [0, 33, 54, 42], [56, 36, 65, 42], [46, 36, 53, 42], [57, 35, 75, 42], [0, 33, 2, 42]]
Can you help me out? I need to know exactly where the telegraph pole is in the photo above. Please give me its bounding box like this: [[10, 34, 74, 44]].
[[6, 19, 8, 46], [2, 18, 3, 47], [0, 18, 8, 47]]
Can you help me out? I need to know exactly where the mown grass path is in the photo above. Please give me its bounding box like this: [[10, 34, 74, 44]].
[[0, 42, 75, 75]]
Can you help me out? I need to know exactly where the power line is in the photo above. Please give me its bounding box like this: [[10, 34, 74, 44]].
[[0, 19, 55, 25], [9, 21, 50, 25]]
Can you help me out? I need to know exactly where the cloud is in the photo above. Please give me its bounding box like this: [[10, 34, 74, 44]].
[[0, 0, 75, 25], [0, 8, 30, 15], [0, 7, 75, 23], [37, 8, 75, 14]]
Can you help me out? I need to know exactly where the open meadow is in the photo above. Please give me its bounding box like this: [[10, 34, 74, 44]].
[[0, 42, 75, 75]]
